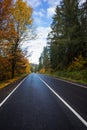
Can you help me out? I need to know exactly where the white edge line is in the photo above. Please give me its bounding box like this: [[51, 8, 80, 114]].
[[0, 76, 28, 107], [53, 77, 87, 89], [39, 77, 87, 127]]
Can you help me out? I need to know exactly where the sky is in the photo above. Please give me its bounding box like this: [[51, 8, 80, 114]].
[[22, 0, 61, 64], [23, 0, 85, 64]]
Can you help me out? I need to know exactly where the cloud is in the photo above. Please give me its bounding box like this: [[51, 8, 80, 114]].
[[24, 26, 51, 64], [33, 12, 50, 27], [43, 0, 60, 6], [27, 0, 41, 8], [28, 39, 46, 64], [22, 26, 51, 64], [33, 17, 45, 27], [36, 26, 51, 39], [34, 9, 46, 17], [79, 0, 86, 5], [47, 7, 56, 18], [81, 0, 86, 3], [43, 0, 47, 2], [46, 0, 60, 18]]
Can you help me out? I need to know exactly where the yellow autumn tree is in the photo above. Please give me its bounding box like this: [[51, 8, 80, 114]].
[[12, 0, 32, 37], [14, 49, 31, 75], [0, 0, 33, 80], [68, 55, 86, 71], [10, 0, 33, 78], [40, 68, 46, 74], [0, 0, 14, 40], [25, 59, 31, 74], [0, 0, 14, 81]]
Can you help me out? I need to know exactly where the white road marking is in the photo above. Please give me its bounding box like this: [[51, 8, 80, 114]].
[[52, 77, 87, 89], [44, 74, 87, 89], [0, 76, 28, 107], [39, 77, 87, 127]]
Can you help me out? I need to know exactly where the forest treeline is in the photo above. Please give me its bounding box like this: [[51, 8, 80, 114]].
[[38, 0, 87, 77], [0, 0, 33, 81]]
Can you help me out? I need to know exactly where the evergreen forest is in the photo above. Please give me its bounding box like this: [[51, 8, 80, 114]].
[[38, 0, 87, 84]]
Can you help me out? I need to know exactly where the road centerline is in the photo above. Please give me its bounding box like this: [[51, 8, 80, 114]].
[[39, 77, 87, 127]]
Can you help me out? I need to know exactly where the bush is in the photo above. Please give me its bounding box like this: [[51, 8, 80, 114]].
[[40, 68, 46, 74], [68, 55, 86, 71]]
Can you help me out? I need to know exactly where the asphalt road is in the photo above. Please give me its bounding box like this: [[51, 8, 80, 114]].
[[0, 73, 87, 130]]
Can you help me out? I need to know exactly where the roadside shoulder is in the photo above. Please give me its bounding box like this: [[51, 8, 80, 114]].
[[41, 74, 87, 88], [0, 75, 27, 103]]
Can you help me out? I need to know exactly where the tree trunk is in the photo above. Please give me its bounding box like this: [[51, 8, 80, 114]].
[[11, 59, 15, 79]]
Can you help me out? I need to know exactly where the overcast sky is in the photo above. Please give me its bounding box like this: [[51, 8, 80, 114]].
[[24, 0, 85, 64]]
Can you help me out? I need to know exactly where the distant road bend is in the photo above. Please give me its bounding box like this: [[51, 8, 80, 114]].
[[0, 73, 87, 130]]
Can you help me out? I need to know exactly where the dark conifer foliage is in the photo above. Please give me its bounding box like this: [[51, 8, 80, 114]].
[[39, 0, 87, 71]]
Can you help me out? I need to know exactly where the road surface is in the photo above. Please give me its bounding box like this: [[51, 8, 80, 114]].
[[0, 73, 87, 130]]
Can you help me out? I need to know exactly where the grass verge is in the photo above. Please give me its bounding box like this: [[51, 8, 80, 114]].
[[49, 69, 87, 85], [0, 74, 27, 89]]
